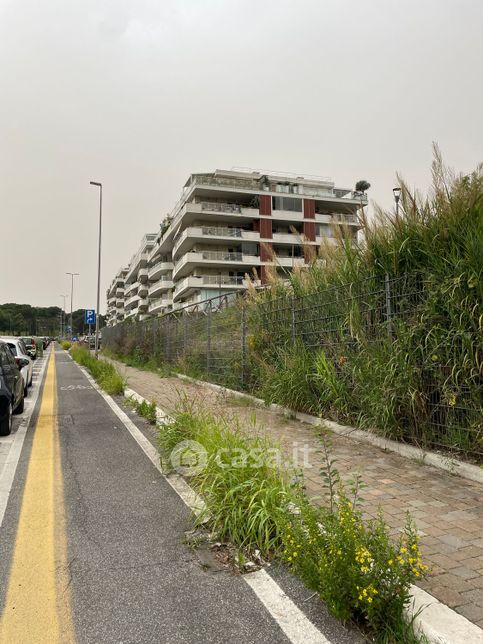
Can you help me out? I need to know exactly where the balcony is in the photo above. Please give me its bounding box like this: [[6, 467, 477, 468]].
[[173, 250, 260, 279], [138, 298, 149, 312], [149, 297, 173, 314], [192, 175, 262, 192], [138, 283, 148, 297], [272, 232, 305, 244], [116, 287, 125, 297], [125, 294, 140, 310], [314, 212, 359, 225], [138, 268, 149, 283], [271, 256, 306, 268], [173, 274, 256, 301], [148, 279, 174, 298], [173, 226, 259, 256], [125, 253, 149, 282], [115, 298, 124, 308], [125, 280, 140, 296], [148, 260, 174, 281]]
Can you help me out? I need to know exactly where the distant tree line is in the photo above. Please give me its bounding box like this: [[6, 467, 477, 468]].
[[0, 303, 105, 336]]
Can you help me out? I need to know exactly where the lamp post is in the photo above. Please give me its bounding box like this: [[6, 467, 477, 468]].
[[60, 294, 68, 337], [393, 187, 401, 221], [66, 273, 79, 340], [90, 181, 102, 359]]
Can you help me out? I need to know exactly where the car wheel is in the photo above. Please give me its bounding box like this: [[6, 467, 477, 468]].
[[0, 404, 12, 436], [29, 375, 33, 386], [14, 393, 24, 415], [24, 382, 28, 398]]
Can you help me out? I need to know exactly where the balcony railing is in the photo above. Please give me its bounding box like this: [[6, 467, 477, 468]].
[[148, 260, 173, 279], [201, 226, 244, 237], [200, 250, 243, 262], [194, 175, 261, 191], [200, 201, 242, 213]]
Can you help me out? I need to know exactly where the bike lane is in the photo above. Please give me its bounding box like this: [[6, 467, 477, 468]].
[[54, 348, 292, 644]]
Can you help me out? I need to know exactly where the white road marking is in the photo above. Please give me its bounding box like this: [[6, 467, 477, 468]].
[[0, 352, 50, 527], [244, 570, 331, 644], [69, 360, 333, 644]]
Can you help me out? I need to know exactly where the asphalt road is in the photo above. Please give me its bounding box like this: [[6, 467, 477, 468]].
[[0, 347, 362, 644]]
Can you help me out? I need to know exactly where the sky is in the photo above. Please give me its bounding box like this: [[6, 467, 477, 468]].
[[1, 0, 481, 313]]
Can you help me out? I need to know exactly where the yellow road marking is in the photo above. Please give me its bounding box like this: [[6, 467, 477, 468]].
[[0, 351, 75, 643]]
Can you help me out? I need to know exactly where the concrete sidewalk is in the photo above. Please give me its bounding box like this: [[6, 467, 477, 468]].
[[106, 357, 483, 629]]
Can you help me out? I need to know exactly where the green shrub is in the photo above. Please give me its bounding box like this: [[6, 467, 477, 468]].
[[281, 493, 425, 634], [61, 340, 71, 350], [126, 397, 157, 424], [71, 345, 125, 395], [158, 406, 427, 641]]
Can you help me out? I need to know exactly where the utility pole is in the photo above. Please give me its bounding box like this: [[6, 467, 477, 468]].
[[60, 294, 68, 338], [90, 181, 102, 358], [66, 273, 79, 340]]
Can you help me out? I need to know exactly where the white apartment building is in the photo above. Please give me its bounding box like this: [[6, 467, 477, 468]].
[[123, 234, 157, 320], [106, 169, 367, 321], [106, 266, 129, 326], [147, 169, 366, 314]]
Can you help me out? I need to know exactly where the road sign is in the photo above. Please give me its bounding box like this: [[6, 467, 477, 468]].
[[85, 309, 96, 325]]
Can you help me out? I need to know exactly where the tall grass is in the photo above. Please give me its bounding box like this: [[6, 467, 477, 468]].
[[159, 399, 293, 555], [71, 345, 125, 395], [246, 149, 483, 458]]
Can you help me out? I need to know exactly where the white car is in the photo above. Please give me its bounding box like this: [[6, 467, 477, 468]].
[[1, 337, 33, 397]]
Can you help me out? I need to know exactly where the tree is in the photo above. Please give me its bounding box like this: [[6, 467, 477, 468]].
[[355, 180, 371, 194]]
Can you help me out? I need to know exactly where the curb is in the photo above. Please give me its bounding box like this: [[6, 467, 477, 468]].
[[176, 374, 483, 486], [127, 384, 483, 644]]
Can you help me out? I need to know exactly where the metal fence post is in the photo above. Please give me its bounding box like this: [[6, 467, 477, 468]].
[[183, 313, 188, 363], [385, 273, 394, 341], [166, 316, 171, 362], [240, 303, 247, 389], [291, 296, 296, 344], [206, 301, 212, 375]]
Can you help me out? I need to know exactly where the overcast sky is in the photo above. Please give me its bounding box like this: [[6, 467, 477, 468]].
[[1, 0, 481, 312]]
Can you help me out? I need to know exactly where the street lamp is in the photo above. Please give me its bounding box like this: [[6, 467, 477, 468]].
[[60, 294, 68, 337], [393, 187, 401, 220], [90, 181, 102, 359], [66, 273, 79, 340]]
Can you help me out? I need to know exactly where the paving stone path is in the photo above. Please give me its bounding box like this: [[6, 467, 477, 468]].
[[106, 358, 483, 628]]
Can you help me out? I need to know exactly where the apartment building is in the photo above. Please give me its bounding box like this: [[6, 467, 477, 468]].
[[106, 169, 367, 321], [147, 169, 366, 314], [123, 234, 157, 320], [106, 266, 129, 326]]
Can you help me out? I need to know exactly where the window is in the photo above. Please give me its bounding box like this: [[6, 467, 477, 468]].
[[7, 343, 17, 356], [0, 345, 9, 369], [272, 197, 302, 212]]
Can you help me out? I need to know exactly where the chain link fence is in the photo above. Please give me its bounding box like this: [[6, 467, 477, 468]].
[[103, 273, 482, 460]]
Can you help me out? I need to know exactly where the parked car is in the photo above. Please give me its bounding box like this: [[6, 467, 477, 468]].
[[1, 337, 33, 396], [20, 336, 37, 359], [0, 340, 25, 436]]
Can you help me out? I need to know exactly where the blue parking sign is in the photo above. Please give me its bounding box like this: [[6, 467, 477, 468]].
[[85, 309, 96, 325]]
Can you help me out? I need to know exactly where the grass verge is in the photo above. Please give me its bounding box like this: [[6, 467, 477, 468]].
[[158, 402, 427, 643], [125, 396, 157, 424], [71, 344, 125, 395]]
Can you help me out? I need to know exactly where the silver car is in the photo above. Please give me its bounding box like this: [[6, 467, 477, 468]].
[[0, 337, 33, 397]]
